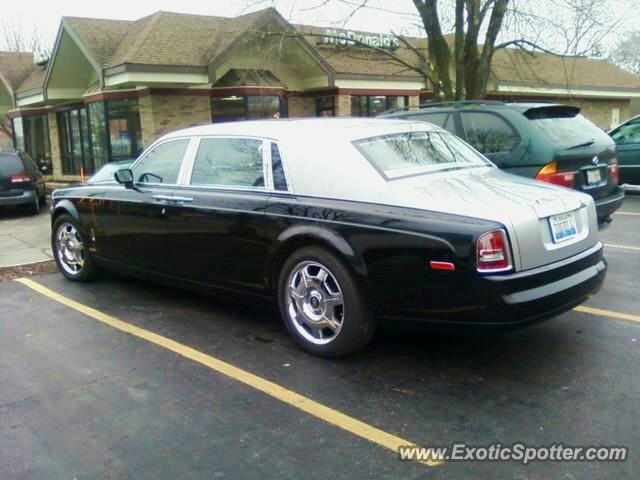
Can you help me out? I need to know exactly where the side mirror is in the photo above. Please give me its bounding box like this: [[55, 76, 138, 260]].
[[114, 168, 134, 188]]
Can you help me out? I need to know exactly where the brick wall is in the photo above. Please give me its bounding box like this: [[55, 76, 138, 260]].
[[288, 96, 316, 117], [560, 98, 630, 130], [408, 95, 420, 108], [335, 95, 352, 116], [140, 94, 212, 148]]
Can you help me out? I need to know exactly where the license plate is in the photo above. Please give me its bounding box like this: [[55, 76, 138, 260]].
[[549, 212, 578, 243], [586, 168, 602, 185]]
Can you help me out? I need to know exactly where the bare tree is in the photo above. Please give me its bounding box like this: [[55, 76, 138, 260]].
[[0, 19, 50, 58], [609, 31, 640, 75], [239, 0, 638, 100]]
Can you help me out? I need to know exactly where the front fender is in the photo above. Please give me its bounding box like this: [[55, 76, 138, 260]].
[[52, 198, 80, 224]]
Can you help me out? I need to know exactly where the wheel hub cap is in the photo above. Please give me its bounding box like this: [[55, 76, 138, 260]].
[[287, 261, 344, 345], [56, 222, 85, 276]]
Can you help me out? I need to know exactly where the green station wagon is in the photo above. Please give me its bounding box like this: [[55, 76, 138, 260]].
[[382, 101, 624, 227]]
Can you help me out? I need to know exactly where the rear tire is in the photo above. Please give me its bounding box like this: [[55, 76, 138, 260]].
[[28, 192, 40, 215], [52, 214, 99, 282], [278, 246, 376, 357]]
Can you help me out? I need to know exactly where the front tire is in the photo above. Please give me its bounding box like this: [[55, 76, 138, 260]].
[[278, 246, 376, 357], [52, 214, 99, 282]]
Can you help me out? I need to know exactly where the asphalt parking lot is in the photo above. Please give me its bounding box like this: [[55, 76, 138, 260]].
[[1, 196, 639, 479]]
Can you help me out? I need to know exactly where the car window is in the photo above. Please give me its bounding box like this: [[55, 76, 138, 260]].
[[414, 113, 448, 128], [133, 139, 189, 184], [271, 143, 288, 191], [353, 131, 492, 180], [191, 138, 265, 188], [0, 154, 25, 177], [611, 122, 640, 145], [461, 112, 519, 154]]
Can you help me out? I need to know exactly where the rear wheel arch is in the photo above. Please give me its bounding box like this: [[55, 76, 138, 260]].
[[267, 227, 367, 293]]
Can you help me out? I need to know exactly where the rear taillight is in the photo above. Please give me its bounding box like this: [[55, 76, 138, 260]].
[[535, 162, 575, 188], [10, 174, 32, 183], [477, 229, 513, 273], [609, 158, 619, 185]]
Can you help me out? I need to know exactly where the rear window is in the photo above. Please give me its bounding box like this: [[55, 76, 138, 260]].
[[526, 109, 611, 149], [353, 131, 491, 180], [0, 154, 24, 177]]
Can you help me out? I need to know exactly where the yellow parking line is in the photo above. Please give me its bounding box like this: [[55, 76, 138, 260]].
[[575, 305, 640, 324], [14, 278, 442, 467], [604, 243, 640, 252]]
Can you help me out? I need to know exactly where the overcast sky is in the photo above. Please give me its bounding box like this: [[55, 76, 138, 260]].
[[1, 0, 636, 53], [1, 0, 421, 49]]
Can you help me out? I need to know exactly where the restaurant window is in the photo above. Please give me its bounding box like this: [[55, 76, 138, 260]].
[[21, 115, 52, 174], [316, 97, 335, 117], [106, 99, 142, 161], [58, 107, 92, 176], [57, 98, 142, 176], [11, 117, 25, 151], [212, 95, 286, 123], [351, 95, 409, 117]]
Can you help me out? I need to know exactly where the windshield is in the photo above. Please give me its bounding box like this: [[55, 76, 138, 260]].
[[529, 113, 611, 149], [353, 131, 492, 180]]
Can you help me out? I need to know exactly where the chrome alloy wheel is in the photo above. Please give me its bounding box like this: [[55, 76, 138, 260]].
[[56, 222, 85, 275], [286, 261, 345, 345]]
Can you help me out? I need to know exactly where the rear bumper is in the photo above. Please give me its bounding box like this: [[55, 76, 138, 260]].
[[595, 186, 624, 223], [379, 242, 606, 328], [0, 189, 35, 206]]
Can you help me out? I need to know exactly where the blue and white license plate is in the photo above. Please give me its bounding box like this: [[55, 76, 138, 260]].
[[549, 212, 578, 243]]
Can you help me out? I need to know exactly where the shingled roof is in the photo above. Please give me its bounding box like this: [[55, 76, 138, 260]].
[[0, 52, 35, 92], [492, 48, 640, 91], [8, 9, 640, 97], [295, 24, 427, 79]]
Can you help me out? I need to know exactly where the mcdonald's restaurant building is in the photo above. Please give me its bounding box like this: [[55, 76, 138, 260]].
[[1, 7, 640, 184]]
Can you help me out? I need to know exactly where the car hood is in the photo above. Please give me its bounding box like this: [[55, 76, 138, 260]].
[[382, 167, 599, 271]]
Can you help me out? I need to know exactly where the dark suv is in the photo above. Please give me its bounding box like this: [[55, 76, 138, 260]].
[[0, 150, 46, 214], [381, 101, 624, 226]]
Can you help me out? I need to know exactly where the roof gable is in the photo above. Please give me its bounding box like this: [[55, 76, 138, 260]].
[[0, 52, 35, 93]]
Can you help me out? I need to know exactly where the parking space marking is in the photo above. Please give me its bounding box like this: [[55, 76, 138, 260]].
[[14, 278, 442, 467], [614, 211, 640, 216], [604, 243, 640, 252], [575, 305, 640, 325]]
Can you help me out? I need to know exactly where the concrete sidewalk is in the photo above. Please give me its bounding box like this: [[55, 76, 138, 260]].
[[0, 206, 52, 267]]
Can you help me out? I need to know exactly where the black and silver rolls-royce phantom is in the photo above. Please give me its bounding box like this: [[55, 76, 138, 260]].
[[50, 119, 606, 357]]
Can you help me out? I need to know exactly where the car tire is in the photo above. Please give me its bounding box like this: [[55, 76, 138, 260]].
[[52, 214, 99, 282], [28, 192, 40, 215], [278, 246, 376, 357]]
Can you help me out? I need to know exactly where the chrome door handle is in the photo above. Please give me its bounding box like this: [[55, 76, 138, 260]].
[[151, 194, 193, 204], [171, 196, 193, 204], [152, 194, 174, 203]]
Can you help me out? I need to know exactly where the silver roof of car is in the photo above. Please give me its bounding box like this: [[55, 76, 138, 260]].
[[163, 117, 441, 143]]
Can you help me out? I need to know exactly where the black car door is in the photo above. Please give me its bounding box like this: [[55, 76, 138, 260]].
[[160, 136, 272, 294], [95, 138, 193, 273], [610, 120, 640, 185]]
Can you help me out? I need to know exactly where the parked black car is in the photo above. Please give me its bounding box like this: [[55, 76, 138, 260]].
[[608, 115, 640, 186], [50, 119, 607, 357], [381, 101, 624, 226], [0, 150, 47, 214]]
